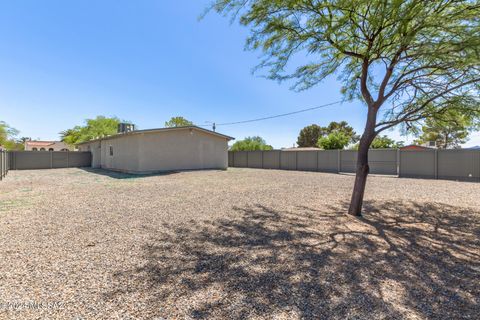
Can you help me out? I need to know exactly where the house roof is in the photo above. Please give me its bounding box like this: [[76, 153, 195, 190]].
[[25, 141, 59, 147], [400, 145, 433, 150], [76, 126, 235, 145]]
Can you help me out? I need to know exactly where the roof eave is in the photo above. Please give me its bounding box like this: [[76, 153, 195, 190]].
[[75, 126, 234, 145]]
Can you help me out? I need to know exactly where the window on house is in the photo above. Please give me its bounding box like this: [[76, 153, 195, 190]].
[[32, 148, 38, 151], [48, 148, 54, 151], [40, 148, 45, 151], [109, 146, 113, 156], [61, 148, 68, 151]]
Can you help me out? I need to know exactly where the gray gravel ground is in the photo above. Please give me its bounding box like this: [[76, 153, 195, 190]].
[[0, 167, 479, 319]]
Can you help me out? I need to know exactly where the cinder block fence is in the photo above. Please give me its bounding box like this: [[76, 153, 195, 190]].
[[0, 150, 8, 180], [6, 151, 91, 170], [228, 149, 480, 182]]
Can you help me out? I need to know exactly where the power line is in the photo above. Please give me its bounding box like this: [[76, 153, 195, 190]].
[[198, 100, 343, 129]]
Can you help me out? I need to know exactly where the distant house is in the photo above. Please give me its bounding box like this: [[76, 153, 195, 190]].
[[24, 140, 70, 151], [400, 145, 434, 151], [76, 126, 234, 174]]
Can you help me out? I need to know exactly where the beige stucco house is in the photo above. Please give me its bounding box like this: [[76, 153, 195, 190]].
[[76, 126, 234, 174]]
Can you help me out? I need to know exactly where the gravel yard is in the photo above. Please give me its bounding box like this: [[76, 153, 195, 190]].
[[0, 167, 479, 319]]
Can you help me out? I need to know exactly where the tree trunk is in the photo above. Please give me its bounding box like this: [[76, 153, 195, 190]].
[[348, 141, 370, 216], [348, 107, 377, 216]]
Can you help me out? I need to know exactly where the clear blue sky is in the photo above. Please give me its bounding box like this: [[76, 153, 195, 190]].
[[1, 0, 478, 148]]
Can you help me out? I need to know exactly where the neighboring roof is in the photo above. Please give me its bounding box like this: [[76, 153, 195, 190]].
[[400, 145, 433, 150], [25, 141, 59, 147], [282, 147, 321, 151], [76, 126, 235, 145]]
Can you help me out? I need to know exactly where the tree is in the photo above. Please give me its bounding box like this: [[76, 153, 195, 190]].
[[323, 121, 359, 144], [351, 135, 403, 149], [414, 108, 479, 149], [211, 1, 480, 215], [0, 121, 24, 150], [230, 136, 273, 151], [298, 121, 358, 148], [164, 116, 193, 128], [318, 131, 350, 150], [297, 124, 323, 147], [324, 122, 359, 142], [61, 116, 125, 145], [370, 136, 403, 149]]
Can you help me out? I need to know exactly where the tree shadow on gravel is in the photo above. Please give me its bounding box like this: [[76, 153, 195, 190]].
[[105, 201, 480, 319]]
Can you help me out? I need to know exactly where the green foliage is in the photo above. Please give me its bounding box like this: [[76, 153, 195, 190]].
[[164, 116, 194, 128], [297, 124, 323, 147], [414, 108, 480, 149], [60, 116, 125, 145], [297, 121, 359, 147], [370, 136, 403, 149], [351, 135, 403, 149], [211, 0, 480, 214], [211, 0, 480, 132], [0, 121, 24, 150], [317, 131, 351, 150], [323, 121, 359, 143], [298, 121, 359, 148], [230, 136, 273, 151]]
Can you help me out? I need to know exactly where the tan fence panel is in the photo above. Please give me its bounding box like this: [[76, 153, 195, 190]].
[[263, 151, 281, 169], [280, 152, 297, 170], [233, 151, 248, 167], [52, 152, 69, 168], [228, 149, 479, 182], [228, 152, 234, 167], [340, 150, 357, 173], [317, 150, 339, 172], [340, 150, 397, 175], [67, 152, 92, 168], [14, 151, 52, 169], [399, 150, 436, 179], [247, 151, 263, 168], [10, 151, 91, 170], [369, 149, 398, 175], [438, 150, 480, 181], [0, 151, 9, 180], [297, 151, 317, 171]]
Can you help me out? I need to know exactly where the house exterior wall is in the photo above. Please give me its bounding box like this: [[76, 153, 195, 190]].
[[77, 141, 102, 168], [137, 129, 228, 172], [99, 134, 141, 172], [77, 128, 229, 173]]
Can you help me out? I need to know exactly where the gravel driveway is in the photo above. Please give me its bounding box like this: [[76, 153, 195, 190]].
[[0, 168, 479, 319]]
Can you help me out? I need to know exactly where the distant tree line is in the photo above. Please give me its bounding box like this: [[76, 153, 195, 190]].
[[60, 116, 126, 145], [229, 115, 479, 152], [230, 136, 273, 151], [297, 121, 404, 150], [60, 116, 195, 146]]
